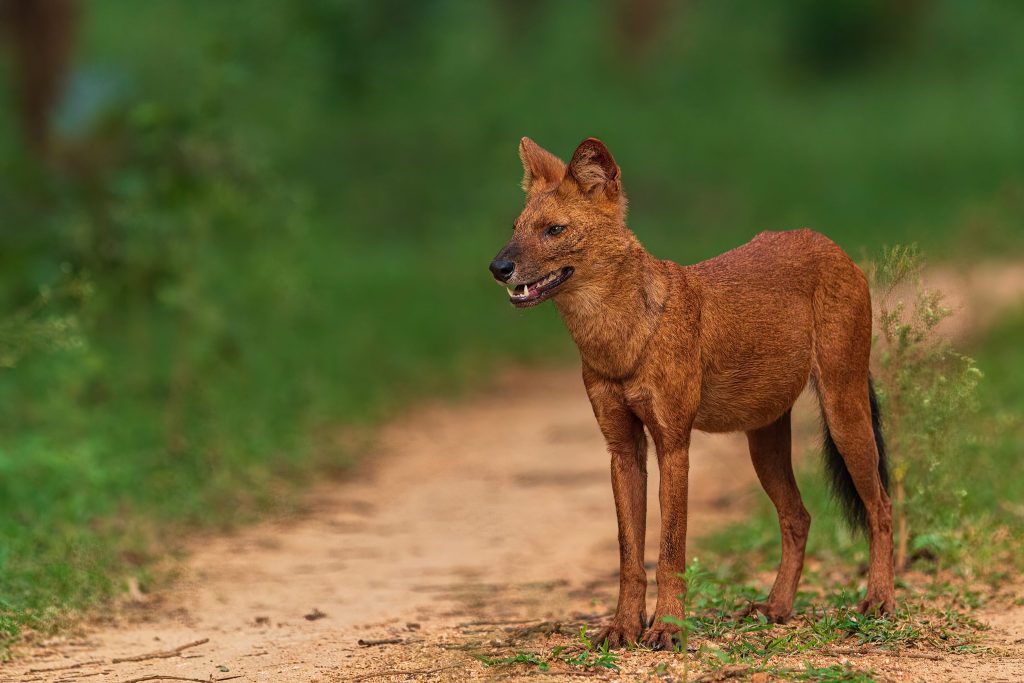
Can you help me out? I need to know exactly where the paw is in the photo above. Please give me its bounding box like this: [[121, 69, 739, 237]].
[[857, 592, 895, 616], [732, 601, 791, 624], [638, 619, 679, 651], [590, 613, 645, 650]]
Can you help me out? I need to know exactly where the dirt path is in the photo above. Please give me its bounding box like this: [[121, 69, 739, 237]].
[[6, 369, 777, 682], [5, 261, 1024, 683]]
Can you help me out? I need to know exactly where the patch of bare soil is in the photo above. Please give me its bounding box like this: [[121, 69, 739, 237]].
[[4, 261, 1023, 683], [927, 261, 1024, 341]]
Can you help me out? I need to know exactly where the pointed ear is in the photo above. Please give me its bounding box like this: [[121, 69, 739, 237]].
[[567, 137, 622, 201], [519, 137, 566, 194]]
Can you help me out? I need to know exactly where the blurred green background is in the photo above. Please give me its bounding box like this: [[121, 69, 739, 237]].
[[0, 0, 1021, 647]]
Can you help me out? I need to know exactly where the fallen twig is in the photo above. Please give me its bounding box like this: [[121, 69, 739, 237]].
[[434, 641, 484, 651], [824, 647, 943, 661], [506, 621, 568, 638], [120, 676, 241, 683], [27, 659, 104, 673], [111, 638, 210, 664], [357, 637, 404, 646], [457, 618, 543, 627]]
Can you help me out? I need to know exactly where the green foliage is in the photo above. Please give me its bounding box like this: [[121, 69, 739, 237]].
[[477, 625, 620, 673], [778, 664, 878, 683], [477, 651, 550, 671], [661, 558, 715, 677], [960, 309, 1024, 566], [562, 626, 621, 670], [0, 273, 88, 369], [867, 245, 982, 568]]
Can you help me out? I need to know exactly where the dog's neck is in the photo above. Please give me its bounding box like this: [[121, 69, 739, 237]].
[[554, 238, 669, 380]]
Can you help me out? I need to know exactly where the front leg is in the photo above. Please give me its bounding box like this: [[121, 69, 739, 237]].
[[584, 370, 649, 649], [642, 439, 691, 650]]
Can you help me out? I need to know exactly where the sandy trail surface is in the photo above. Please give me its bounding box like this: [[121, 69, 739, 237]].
[[8, 370, 771, 682], [6, 261, 1024, 683]]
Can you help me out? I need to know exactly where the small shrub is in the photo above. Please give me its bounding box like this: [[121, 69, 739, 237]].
[[866, 245, 982, 570]]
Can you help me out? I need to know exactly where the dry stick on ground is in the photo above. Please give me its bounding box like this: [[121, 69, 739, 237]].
[[457, 617, 546, 627], [27, 659, 104, 673], [357, 637, 404, 646], [825, 647, 943, 661], [111, 638, 210, 664], [120, 676, 241, 683]]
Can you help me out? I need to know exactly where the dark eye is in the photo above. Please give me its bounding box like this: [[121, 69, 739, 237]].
[[545, 224, 566, 237]]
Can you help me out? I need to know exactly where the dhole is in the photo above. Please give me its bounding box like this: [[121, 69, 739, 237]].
[[490, 137, 894, 649]]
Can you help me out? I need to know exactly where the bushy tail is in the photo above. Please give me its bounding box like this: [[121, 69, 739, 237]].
[[820, 377, 889, 531]]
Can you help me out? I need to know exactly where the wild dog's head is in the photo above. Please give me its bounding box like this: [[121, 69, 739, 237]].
[[490, 137, 633, 307]]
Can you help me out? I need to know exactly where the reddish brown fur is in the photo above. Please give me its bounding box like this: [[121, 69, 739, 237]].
[[492, 137, 895, 649]]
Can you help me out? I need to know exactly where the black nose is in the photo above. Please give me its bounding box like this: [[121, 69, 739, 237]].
[[489, 259, 515, 282]]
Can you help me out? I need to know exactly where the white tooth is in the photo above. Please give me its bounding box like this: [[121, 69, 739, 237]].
[[507, 287, 514, 296], [523, 283, 529, 297]]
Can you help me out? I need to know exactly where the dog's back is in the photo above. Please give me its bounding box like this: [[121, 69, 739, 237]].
[[682, 228, 871, 433]]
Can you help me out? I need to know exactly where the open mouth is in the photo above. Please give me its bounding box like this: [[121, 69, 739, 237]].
[[506, 267, 574, 307]]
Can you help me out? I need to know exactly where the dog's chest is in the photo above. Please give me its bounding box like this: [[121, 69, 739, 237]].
[[621, 378, 663, 432]]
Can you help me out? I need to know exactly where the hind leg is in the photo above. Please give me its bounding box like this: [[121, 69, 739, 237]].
[[817, 377, 895, 614], [737, 410, 810, 623], [813, 265, 895, 614]]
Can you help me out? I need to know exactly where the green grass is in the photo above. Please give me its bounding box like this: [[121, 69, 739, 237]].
[[661, 557, 983, 658], [473, 564, 902, 680], [778, 664, 877, 683], [477, 626, 621, 673], [1, 0, 1023, 653]]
